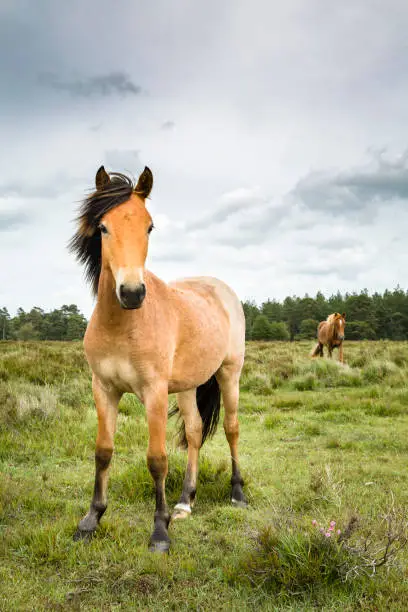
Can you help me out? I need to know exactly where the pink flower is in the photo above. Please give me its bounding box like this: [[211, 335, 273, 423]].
[[328, 526, 334, 532], [337, 529, 341, 535], [312, 520, 317, 526], [320, 528, 325, 534], [330, 521, 336, 527], [325, 532, 331, 538]]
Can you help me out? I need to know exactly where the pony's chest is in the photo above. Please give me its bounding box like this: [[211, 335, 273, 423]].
[[91, 353, 145, 395]]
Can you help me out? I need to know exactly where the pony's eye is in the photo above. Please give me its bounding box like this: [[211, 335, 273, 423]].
[[99, 224, 108, 235], [147, 223, 154, 235]]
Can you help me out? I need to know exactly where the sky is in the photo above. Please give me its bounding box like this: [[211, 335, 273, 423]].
[[1, 0, 408, 318]]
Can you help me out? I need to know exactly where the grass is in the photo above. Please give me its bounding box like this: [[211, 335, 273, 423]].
[[1, 340, 408, 610]]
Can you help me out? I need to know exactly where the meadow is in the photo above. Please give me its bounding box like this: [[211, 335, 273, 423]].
[[0, 340, 408, 611]]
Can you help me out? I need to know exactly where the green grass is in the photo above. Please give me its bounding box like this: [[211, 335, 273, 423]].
[[1, 340, 408, 610]]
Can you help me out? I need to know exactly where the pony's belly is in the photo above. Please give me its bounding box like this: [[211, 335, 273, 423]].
[[168, 373, 217, 394], [168, 349, 225, 393]]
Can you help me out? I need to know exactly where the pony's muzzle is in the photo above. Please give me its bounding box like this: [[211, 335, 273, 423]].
[[119, 283, 146, 309]]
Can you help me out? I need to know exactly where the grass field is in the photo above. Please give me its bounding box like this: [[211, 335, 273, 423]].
[[1, 340, 408, 611]]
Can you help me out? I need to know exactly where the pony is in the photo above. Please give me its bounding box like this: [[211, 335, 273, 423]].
[[311, 312, 346, 363], [69, 166, 247, 552]]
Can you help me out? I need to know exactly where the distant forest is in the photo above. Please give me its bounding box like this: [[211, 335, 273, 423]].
[[243, 287, 408, 341], [1, 287, 408, 342], [0, 305, 87, 341]]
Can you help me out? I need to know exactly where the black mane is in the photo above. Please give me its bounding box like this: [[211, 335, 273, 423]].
[[69, 172, 135, 295]]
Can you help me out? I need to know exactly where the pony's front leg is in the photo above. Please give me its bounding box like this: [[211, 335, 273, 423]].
[[339, 343, 344, 364], [74, 376, 121, 541], [145, 385, 170, 552], [172, 389, 202, 520]]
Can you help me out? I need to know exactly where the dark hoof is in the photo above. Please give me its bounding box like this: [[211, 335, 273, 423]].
[[148, 539, 170, 553], [231, 483, 247, 508], [73, 528, 95, 542]]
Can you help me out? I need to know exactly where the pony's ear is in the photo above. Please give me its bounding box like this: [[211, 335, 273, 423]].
[[135, 166, 153, 199], [95, 166, 111, 191], [342, 312, 346, 319]]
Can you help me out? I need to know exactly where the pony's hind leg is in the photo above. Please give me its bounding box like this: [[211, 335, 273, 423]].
[[216, 363, 247, 507], [311, 342, 323, 358], [74, 376, 121, 541], [172, 389, 202, 520]]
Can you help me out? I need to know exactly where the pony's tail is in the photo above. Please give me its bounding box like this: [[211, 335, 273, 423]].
[[311, 343, 321, 358], [169, 375, 221, 450]]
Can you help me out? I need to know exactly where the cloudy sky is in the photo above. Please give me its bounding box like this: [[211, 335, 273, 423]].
[[2, 0, 408, 317]]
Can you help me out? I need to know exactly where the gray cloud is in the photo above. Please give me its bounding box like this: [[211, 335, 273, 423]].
[[38, 71, 142, 98], [213, 207, 287, 247], [89, 122, 103, 132], [292, 150, 408, 218], [161, 121, 176, 131], [214, 151, 408, 252], [187, 188, 267, 232], [0, 210, 30, 232]]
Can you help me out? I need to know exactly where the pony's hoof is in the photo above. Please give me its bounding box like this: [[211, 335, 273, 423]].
[[171, 503, 192, 521], [231, 483, 247, 508], [172, 509, 190, 521], [231, 498, 248, 509], [148, 539, 170, 553], [73, 528, 94, 542]]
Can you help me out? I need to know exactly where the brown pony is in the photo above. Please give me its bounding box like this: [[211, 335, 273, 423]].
[[69, 166, 246, 552], [311, 312, 346, 363]]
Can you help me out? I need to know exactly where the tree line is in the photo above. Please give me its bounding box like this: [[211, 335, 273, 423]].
[[1, 287, 408, 342], [0, 305, 87, 341], [243, 287, 408, 341]]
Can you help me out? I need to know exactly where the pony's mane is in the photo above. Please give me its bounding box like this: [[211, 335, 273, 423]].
[[69, 172, 135, 295], [325, 312, 343, 341], [326, 312, 341, 324]]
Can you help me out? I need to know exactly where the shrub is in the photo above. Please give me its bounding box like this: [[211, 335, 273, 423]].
[[363, 360, 399, 383], [228, 511, 408, 598], [251, 315, 273, 340], [292, 373, 318, 391], [298, 318, 319, 339], [269, 322, 290, 341]]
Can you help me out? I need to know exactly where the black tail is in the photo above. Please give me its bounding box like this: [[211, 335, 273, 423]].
[[169, 375, 221, 449]]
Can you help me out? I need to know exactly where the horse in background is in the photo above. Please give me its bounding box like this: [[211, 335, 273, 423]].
[[311, 312, 346, 363], [69, 165, 247, 553]]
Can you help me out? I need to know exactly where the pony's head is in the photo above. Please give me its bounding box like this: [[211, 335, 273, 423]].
[[328, 312, 346, 341], [70, 166, 154, 309]]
